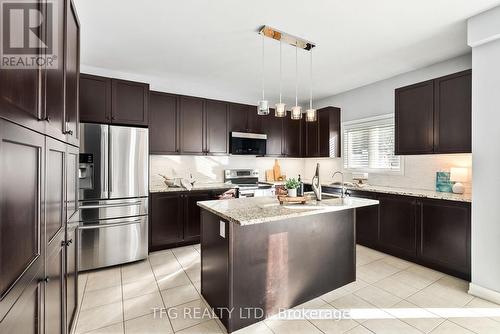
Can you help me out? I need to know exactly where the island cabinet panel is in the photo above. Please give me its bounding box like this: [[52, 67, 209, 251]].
[[179, 96, 205, 154], [111, 79, 149, 126], [260, 110, 284, 156], [283, 114, 302, 157], [79, 74, 112, 123], [201, 209, 356, 333], [149, 92, 179, 154], [395, 80, 435, 155], [434, 70, 472, 153], [150, 193, 184, 250], [419, 199, 471, 279], [378, 194, 417, 258], [205, 100, 228, 154]]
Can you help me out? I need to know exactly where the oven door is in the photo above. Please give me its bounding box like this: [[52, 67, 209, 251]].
[[230, 132, 267, 155]]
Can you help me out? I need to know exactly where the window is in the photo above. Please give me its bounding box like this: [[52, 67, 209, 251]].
[[343, 115, 401, 173]]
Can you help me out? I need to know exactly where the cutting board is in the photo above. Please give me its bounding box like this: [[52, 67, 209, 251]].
[[273, 159, 281, 180], [266, 169, 274, 182]]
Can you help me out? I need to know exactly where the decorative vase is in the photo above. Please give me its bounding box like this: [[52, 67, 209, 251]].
[[288, 188, 297, 197]]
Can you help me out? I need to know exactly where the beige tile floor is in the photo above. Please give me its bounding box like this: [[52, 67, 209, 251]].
[[74, 244, 500, 334]]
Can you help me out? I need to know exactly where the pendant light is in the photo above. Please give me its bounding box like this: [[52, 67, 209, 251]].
[[257, 34, 269, 115], [305, 48, 317, 122], [291, 44, 302, 120], [275, 40, 286, 117]]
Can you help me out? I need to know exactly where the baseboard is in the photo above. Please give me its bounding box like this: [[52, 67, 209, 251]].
[[468, 283, 500, 304]]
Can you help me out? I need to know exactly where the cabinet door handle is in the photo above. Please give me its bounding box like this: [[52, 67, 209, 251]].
[[64, 130, 74, 135], [39, 277, 50, 283]]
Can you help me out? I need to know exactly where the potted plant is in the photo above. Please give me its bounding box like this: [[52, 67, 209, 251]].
[[285, 178, 300, 197]]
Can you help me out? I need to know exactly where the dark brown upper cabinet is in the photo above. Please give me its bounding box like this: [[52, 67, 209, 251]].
[[395, 70, 471, 155], [179, 96, 205, 154], [64, 1, 80, 147], [434, 70, 472, 153], [80, 74, 112, 123], [205, 100, 229, 154], [228, 103, 262, 133], [260, 110, 284, 156], [303, 107, 341, 158], [283, 113, 302, 157], [111, 79, 149, 126], [80, 74, 149, 126], [149, 92, 179, 154]]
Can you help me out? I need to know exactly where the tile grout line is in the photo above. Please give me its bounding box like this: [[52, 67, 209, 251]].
[[148, 253, 176, 333]]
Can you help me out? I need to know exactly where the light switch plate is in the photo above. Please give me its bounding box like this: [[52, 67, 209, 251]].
[[219, 221, 226, 238]]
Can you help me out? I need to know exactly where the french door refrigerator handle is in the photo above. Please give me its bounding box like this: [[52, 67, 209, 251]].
[[108, 126, 113, 195], [103, 126, 109, 197], [79, 219, 143, 229]]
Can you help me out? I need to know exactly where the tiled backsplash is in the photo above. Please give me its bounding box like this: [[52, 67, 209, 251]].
[[150, 154, 472, 193], [303, 154, 472, 194], [149, 155, 304, 187]]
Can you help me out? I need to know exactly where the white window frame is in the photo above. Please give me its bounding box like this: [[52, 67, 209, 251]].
[[342, 114, 404, 175]]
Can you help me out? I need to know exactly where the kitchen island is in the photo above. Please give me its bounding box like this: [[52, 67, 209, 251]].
[[197, 195, 379, 332]]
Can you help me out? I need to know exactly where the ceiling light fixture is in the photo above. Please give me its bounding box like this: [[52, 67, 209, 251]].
[[275, 39, 286, 117], [305, 48, 317, 122], [257, 34, 269, 115], [258, 26, 316, 120], [291, 45, 302, 120]]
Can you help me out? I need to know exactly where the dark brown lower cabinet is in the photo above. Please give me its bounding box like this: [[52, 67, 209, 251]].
[[0, 119, 79, 333], [419, 199, 471, 279], [350, 191, 379, 248], [340, 187, 471, 280], [379, 194, 417, 258], [150, 189, 230, 251], [45, 229, 66, 334], [184, 192, 212, 242], [65, 223, 78, 333]]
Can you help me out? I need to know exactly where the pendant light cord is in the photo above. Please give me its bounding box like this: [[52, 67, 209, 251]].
[[262, 34, 265, 100], [310, 48, 313, 110], [295, 45, 298, 107], [279, 40, 282, 104]]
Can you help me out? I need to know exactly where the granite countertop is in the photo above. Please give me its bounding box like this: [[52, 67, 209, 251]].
[[197, 195, 379, 226], [316, 183, 471, 203], [149, 182, 235, 193]]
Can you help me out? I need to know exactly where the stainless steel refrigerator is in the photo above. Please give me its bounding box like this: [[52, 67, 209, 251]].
[[78, 123, 148, 270]]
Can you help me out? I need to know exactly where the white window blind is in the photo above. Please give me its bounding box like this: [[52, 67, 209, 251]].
[[343, 116, 401, 172]]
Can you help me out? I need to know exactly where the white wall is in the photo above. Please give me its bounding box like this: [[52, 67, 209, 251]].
[[467, 5, 500, 303]]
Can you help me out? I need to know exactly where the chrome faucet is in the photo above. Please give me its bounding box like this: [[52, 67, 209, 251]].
[[333, 171, 346, 198], [312, 163, 322, 201]]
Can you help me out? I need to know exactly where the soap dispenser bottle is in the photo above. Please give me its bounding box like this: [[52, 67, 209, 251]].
[[297, 174, 304, 196]]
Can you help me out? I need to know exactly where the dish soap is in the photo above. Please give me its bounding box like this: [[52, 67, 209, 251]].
[[297, 174, 304, 196]]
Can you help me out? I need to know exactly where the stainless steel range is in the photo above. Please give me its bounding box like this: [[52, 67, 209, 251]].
[[78, 124, 149, 271], [224, 169, 274, 198]]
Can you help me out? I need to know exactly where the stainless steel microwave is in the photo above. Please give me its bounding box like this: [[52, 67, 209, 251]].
[[230, 132, 267, 155]]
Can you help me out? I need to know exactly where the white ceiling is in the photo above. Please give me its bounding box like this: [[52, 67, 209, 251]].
[[74, 0, 500, 106]]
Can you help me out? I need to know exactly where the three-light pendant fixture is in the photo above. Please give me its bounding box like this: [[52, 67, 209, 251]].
[[257, 26, 317, 122]]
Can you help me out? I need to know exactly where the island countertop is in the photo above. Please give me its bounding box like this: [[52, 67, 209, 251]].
[[197, 195, 379, 226]]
